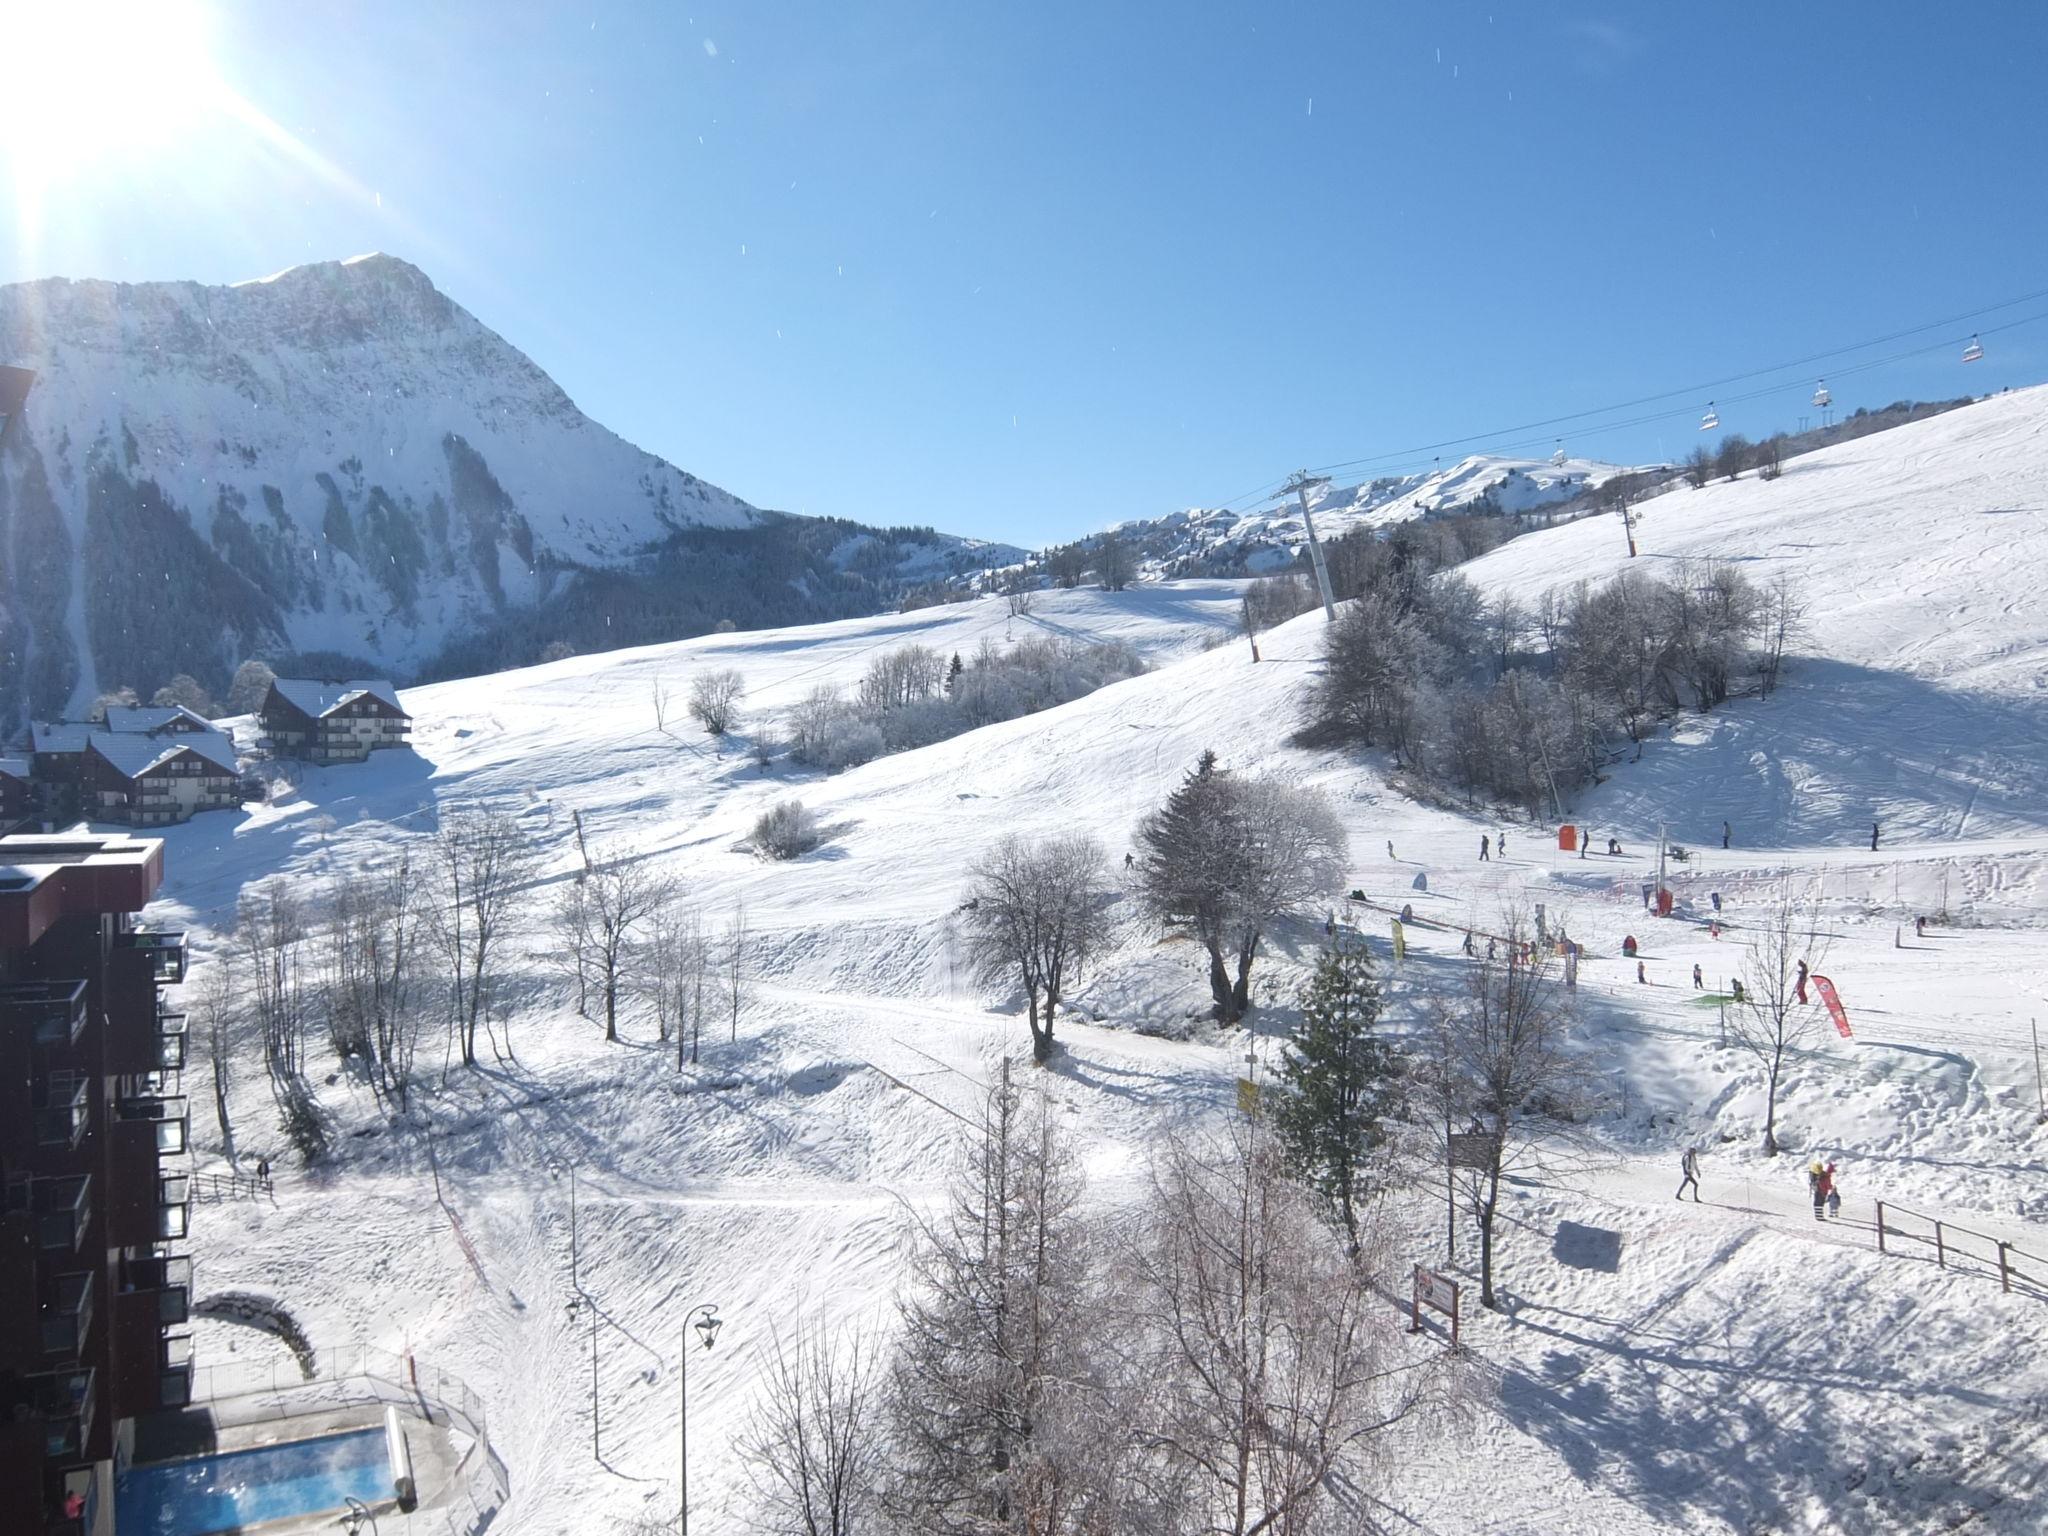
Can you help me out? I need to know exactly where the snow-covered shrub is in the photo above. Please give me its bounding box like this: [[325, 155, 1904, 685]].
[[752, 800, 820, 860]]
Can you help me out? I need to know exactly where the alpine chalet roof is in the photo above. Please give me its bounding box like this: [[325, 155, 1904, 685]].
[[85, 729, 240, 780], [30, 723, 92, 754], [104, 704, 214, 735], [270, 678, 406, 720], [0, 756, 26, 781]]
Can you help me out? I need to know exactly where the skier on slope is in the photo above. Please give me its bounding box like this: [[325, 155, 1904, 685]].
[[1693, 963, 1704, 989], [1497, 831, 1507, 858], [1795, 958, 1810, 1004], [1871, 820, 1881, 852], [1677, 1146, 1702, 1201]]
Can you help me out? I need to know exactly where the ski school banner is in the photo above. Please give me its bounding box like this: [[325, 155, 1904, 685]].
[[1811, 974, 1852, 1038]]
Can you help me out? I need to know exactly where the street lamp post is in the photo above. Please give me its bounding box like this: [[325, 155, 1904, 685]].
[[679, 1303, 723, 1535]]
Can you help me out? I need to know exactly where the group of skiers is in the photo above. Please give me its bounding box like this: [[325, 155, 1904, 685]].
[[1674, 1147, 1845, 1221]]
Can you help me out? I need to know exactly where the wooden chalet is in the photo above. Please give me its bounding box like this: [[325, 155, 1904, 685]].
[[259, 679, 410, 765], [80, 730, 241, 827]]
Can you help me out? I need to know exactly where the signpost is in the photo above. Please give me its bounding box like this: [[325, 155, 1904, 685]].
[[1411, 1265, 1461, 1347]]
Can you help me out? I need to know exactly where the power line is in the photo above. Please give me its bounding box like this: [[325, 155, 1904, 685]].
[[1298, 284, 2048, 483]]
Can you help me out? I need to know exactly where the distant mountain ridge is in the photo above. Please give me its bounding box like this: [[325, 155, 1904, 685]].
[[0, 253, 1015, 730], [1117, 453, 1636, 579]]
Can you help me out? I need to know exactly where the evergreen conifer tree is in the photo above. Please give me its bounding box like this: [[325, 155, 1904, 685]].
[[1272, 940, 1403, 1253]]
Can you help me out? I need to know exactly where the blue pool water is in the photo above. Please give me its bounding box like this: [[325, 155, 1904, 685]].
[[117, 1427, 389, 1535]]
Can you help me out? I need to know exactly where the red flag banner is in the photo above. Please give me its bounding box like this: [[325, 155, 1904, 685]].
[[1811, 974, 1852, 1038]]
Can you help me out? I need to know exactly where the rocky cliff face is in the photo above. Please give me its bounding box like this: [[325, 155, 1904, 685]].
[[0, 254, 825, 726]]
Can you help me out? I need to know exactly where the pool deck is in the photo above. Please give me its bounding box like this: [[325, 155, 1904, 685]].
[[128, 1403, 471, 1536]]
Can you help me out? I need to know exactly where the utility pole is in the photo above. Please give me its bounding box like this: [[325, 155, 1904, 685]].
[[2033, 1018, 2044, 1123], [1282, 470, 1338, 621]]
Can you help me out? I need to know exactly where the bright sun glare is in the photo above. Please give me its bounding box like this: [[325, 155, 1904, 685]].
[[4, 0, 223, 186]]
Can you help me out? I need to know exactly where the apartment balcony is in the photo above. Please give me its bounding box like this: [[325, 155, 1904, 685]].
[[28, 1369, 95, 1460], [115, 928, 187, 985], [121, 1254, 192, 1326], [39, 1272, 94, 1359], [153, 1009, 188, 1071], [115, 1093, 188, 1157], [34, 1075, 89, 1149], [43, 1466, 96, 1536], [34, 1175, 92, 1254], [160, 1332, 194, 1407], [0, 979, 89, 1049], [156, 1172, 190, 1241]]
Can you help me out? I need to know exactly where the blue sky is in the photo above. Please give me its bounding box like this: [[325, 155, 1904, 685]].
[[6, 2, 2046, 544]]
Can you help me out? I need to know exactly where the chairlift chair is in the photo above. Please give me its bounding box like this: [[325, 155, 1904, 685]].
[[1811, 379, 1831, 409], [1550, 440, 1567, 467], [1962, 333, 1984, 363], [1699, 402, 1720, 431]]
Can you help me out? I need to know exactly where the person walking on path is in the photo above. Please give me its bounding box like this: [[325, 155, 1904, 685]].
[[1387, 840, 1396, 860], [1809, 1160, 1830, 1221], [1497, 831, 1508, 858], [1479, 833, 1490, 862], [1579, 832, 1588, 860], [1871, 820, 1881, 852], [1722, 821, 1731, 849], [1636, 959, 1647, 984], [1693, 963, 1704, 989], [1677, 1147, 1702, 1201], [1826, 1163, 1842, 1219]]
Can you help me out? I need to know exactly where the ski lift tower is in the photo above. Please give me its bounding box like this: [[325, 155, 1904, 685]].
[[1281, 470, 1339, 621]]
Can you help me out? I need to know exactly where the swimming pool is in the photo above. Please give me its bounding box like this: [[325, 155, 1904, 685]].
[[117, 1427, 390, 1535]]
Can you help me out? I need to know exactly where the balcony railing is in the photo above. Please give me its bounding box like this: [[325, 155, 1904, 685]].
[[157, 1172, 190, 1241], [36, 1175, 91, 1253], [29, 1369, 95, 1459], [34, 1075, 89, 1149], [0, 980, 89, 1048], [41, 1272, 94, 1358], [115, 1095, 189, 1157], [116, 929, 187, 985], [123, 1254, 192, 1325], [154, 1010, 188, 1070]]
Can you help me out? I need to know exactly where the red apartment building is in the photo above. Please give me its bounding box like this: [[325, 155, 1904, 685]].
[[0, 834, 191, 1536]]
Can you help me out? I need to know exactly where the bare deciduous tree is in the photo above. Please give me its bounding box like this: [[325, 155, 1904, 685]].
[[432, 805, 538, 1068], [195, 959, 237, 1159], [962, 833, 1105, 1064], [1755, 571, 1805, 699], [236, 880, 325, 1163], [1429, 914, 1602, 1309], [644, 898, 711, 1068], [653, 676, 674, 736], [322, 858, 427, 1109], [558, 852, 675, 1042], [739, 1323, 886, 1535], [1727, 880, 1833, 1155], [724, 900, 749, 1047], [1093, 533, 1136, 592], [1121, 1118, 1429, 1532], [690, 668, 747, 735]]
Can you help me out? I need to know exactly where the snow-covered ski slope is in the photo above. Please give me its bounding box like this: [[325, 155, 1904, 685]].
[[1463, 385, 2048, 846], [146, 401, 2048, 1533]]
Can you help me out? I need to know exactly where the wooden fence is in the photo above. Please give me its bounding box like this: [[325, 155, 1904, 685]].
[[1874, 1201, 2046, 1299]]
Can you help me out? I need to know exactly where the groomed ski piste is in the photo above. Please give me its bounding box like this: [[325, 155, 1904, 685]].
[[152, 387, 2047, 1533]]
